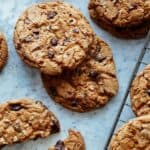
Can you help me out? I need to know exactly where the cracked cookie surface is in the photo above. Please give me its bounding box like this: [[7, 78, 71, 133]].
[[49, 129, 85, 150], [130, 65, 150, 116], [14, 2, 94, 75], [89, 0, 150, 38], [41, 36, 118, 112], [109, 115, 150, 150], [0, 99, 60, 147], [0, 32, 8, 70]]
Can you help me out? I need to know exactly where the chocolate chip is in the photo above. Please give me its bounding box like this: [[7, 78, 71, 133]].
[[50, 38, 58, 46], [9, 103, 24, 111], [47, 11, 57, 19], [71, 100, 78, 107], [69, 19, 74, 23], [147, 89, 150, 96], [48, 50, 54, 58], [55, 140, 65, 150], [95, 55, 106, 62], [88, 71, 99, 80], [51, 121, 60, 134]]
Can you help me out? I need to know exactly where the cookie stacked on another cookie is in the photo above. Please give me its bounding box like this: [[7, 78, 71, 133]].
[[14, 2, 94, 75], [89, 0, 150, 38], [14, 2, 118, 112], [42, 36, 118, 112]]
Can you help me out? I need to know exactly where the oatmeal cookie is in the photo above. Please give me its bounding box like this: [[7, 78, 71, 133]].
[[89, 0, 150, 38], [0, 99, 60, 148], [109, 115, 150, 150], [41, 36, 118, 112], [0, 32, 8, 70], [14, 2, 94, 75], [130, 65, 150, 116], [49, 129, 85, 150]]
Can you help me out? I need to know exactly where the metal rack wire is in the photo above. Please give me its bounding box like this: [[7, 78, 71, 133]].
[[105, 31, 150, 150]]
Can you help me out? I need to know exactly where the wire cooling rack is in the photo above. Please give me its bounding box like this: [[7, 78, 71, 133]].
[[105, 31, 150, 149]]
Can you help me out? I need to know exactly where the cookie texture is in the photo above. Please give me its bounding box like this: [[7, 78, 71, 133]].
[[109, 115, 150, 150], [41, 36, 118, 112], [0, 32, 8, 70], [14, 2, 94, 75], [49, 129, 85, 150], [0, 99, 60, 147], [89, 0, 150, 38], [130, 65, 150, 116]]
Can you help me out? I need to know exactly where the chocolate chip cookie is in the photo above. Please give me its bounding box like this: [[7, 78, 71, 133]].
[[14, 2, 94, 75], [89, 0, 150, 38], [0, 32, 8, 70], [130, 65, 150, 116], [0, 99, 60, 148], [109, 115, 150, 150], [41, 36, 118, 112], [49, 129, 85, 150]]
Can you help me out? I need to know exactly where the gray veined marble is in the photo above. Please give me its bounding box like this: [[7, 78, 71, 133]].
[[0, 0, 148, 150]]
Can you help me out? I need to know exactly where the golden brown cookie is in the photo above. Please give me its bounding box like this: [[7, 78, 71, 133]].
[[41, 36, 118, 112], [0, 32, 8, 70], [109, 115, 150, 150], [130, 65, 150, 116], [14, 2, 94, 75], [0, 98, 60, 148], [89, 0, 150, 39], [49, 129, 85, 150]]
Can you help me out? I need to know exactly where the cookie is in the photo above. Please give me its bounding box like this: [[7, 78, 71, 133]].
[[14, 2, 94, 75], [41, 36, 118, 112], [49, 129, 85, 150], [109, 115, 150, 150], [130, 65, 150, 116], [0, 32, 8, 70], [0, 99, 60, 148], [89, 0, 150, 39]]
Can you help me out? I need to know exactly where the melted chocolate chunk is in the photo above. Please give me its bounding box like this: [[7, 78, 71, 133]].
[[50, 38, 58, 46], [9, 103, 24, 111], [88, 71, 99, 80], [51, 121, 60, 134], [55, 140, 65, 150], [47, 11, 57, 19]]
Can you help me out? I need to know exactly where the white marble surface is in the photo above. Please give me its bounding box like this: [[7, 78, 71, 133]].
[[0, 0, 148, 150]]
